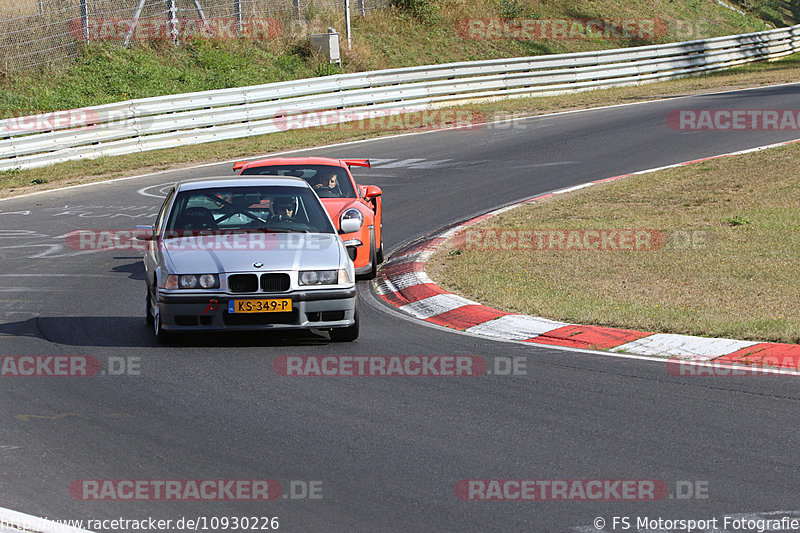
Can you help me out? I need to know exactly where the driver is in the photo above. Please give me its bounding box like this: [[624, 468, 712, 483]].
[[313, 172, 338, 192], [271, 197, 295, 221]]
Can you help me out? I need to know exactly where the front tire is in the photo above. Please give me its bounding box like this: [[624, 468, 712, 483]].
[[152, 287, 172, 343], [376, 224, 384, 264], [330, 307, 359, 342], [358, 229, 377, 280], [145, 287, 154, 326], [153, 308, 172, 343]]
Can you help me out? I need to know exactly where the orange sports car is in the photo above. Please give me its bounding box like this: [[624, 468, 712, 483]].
[[233, 157, 383, 278]]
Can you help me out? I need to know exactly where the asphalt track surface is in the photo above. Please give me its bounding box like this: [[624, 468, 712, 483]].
[[1, 83, 800, 532]]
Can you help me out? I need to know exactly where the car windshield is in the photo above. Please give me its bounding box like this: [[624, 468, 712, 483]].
[[164, 185, 335, 234], [240, 165, 356, 198]]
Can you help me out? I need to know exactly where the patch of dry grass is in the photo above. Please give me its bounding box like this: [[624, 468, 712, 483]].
[[428, 142, 800, 343]]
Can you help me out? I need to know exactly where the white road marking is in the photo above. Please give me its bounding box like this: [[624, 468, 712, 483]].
[[366, 158, 396, 166], [373, 158, 426, 168], [137, 182, 176, 198], [406, 159, 454, 169], [0, 230, 49, 239], [368, 158, 456, 169]]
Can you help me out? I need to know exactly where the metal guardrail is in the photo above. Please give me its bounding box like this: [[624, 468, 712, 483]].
[[1, 25, 798, 171]]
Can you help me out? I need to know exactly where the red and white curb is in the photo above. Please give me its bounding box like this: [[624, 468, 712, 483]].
[[375, 138, 800, 369]]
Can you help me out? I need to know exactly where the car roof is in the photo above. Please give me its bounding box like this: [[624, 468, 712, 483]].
[[240, 157, 348, 170], [175, 175, 311, 191]]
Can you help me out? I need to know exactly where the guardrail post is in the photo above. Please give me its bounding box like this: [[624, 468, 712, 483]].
[[234, 0, 242, 37], [344, 0, 351, 48], [191, 0, 213, 35], [358, 0, 365, 17], [80, 0, 89, 43], [124, 0, 147, 47], [168, 0, 179, 42], [293, 0, 301, 22]]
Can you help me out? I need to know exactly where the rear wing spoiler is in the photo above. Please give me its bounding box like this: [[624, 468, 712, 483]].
[[235, 159, 369, 170], [341, 159, 370, 168]]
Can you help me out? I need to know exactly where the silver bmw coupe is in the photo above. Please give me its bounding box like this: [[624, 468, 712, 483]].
[[136, 176, 360, 343]]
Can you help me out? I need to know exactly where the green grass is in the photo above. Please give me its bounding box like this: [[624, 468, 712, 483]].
[[0, 39, 316, 110], [0, 0, 791, 111]]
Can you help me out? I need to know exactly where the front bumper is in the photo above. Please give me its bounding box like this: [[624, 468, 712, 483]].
[[157, 287, 356, 332], [342, 225, 373, 271]]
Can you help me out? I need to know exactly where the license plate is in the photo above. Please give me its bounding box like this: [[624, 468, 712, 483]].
[[228, 298, 292, 313]]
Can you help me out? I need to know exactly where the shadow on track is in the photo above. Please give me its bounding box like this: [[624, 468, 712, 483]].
[[0, 316, 332, 347]]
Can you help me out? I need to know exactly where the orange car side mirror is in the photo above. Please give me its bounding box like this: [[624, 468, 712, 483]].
[[363, 185, 382, 200]]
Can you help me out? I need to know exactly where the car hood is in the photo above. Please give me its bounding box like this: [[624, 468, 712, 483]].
[[161, 232, 342, 273]]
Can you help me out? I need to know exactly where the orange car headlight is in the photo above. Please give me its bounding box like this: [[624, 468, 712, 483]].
[[340, 208, 363, 231]]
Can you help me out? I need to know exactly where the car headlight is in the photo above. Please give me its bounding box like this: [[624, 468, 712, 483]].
[[198, 274, 219, 288], [340, 208, 363, 228], [179, 274, 198, 289], [299, 269, 349, 286], [165, 274, 220, 289]]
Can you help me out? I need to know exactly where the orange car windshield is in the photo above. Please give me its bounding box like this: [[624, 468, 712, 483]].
[[240, 165, 356, 199]]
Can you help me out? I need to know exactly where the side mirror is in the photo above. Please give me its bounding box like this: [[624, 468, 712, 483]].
[[134, 225, 155, 241], [340, 217, 361, 234], [232, 161, 246, 171], [363, 185, 382, 201]]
